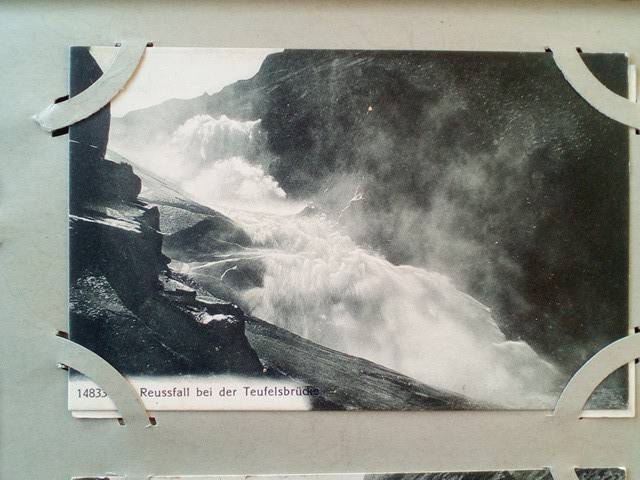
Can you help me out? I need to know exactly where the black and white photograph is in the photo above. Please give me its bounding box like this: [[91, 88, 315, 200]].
[[68, 46, 630, 412]]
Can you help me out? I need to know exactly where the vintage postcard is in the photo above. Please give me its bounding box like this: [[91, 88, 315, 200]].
[[68, 47, 632, 414]]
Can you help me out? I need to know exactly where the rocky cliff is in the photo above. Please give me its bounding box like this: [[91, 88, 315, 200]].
[[69, 47, 263, 377]]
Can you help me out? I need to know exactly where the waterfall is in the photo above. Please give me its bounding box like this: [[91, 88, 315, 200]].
[[147, 114, 563, 408], [172, 114, 262, 168], [231, 209, 561, 408]]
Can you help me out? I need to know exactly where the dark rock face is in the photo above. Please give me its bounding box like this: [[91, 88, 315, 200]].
[[164, 216, 253, 261], [70, 203, 165, 306], [69, 47, 263, 377], [162, 216, 265, 301], [70, 274, 258, 375]]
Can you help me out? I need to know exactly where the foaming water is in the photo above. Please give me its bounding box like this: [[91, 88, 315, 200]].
[[172, 114, 262, 168], [112, 114, 299, 213], [170, 115, 305, 213], [123, 114, 562, 407], [230, 209, 561, 408]]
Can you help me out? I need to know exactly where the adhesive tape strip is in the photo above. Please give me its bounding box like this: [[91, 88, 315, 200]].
[[550, 46, 640, 129], [33, 41, 147, 132]]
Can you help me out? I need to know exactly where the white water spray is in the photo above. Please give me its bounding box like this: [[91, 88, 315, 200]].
[[125, 114, 563, 407]]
